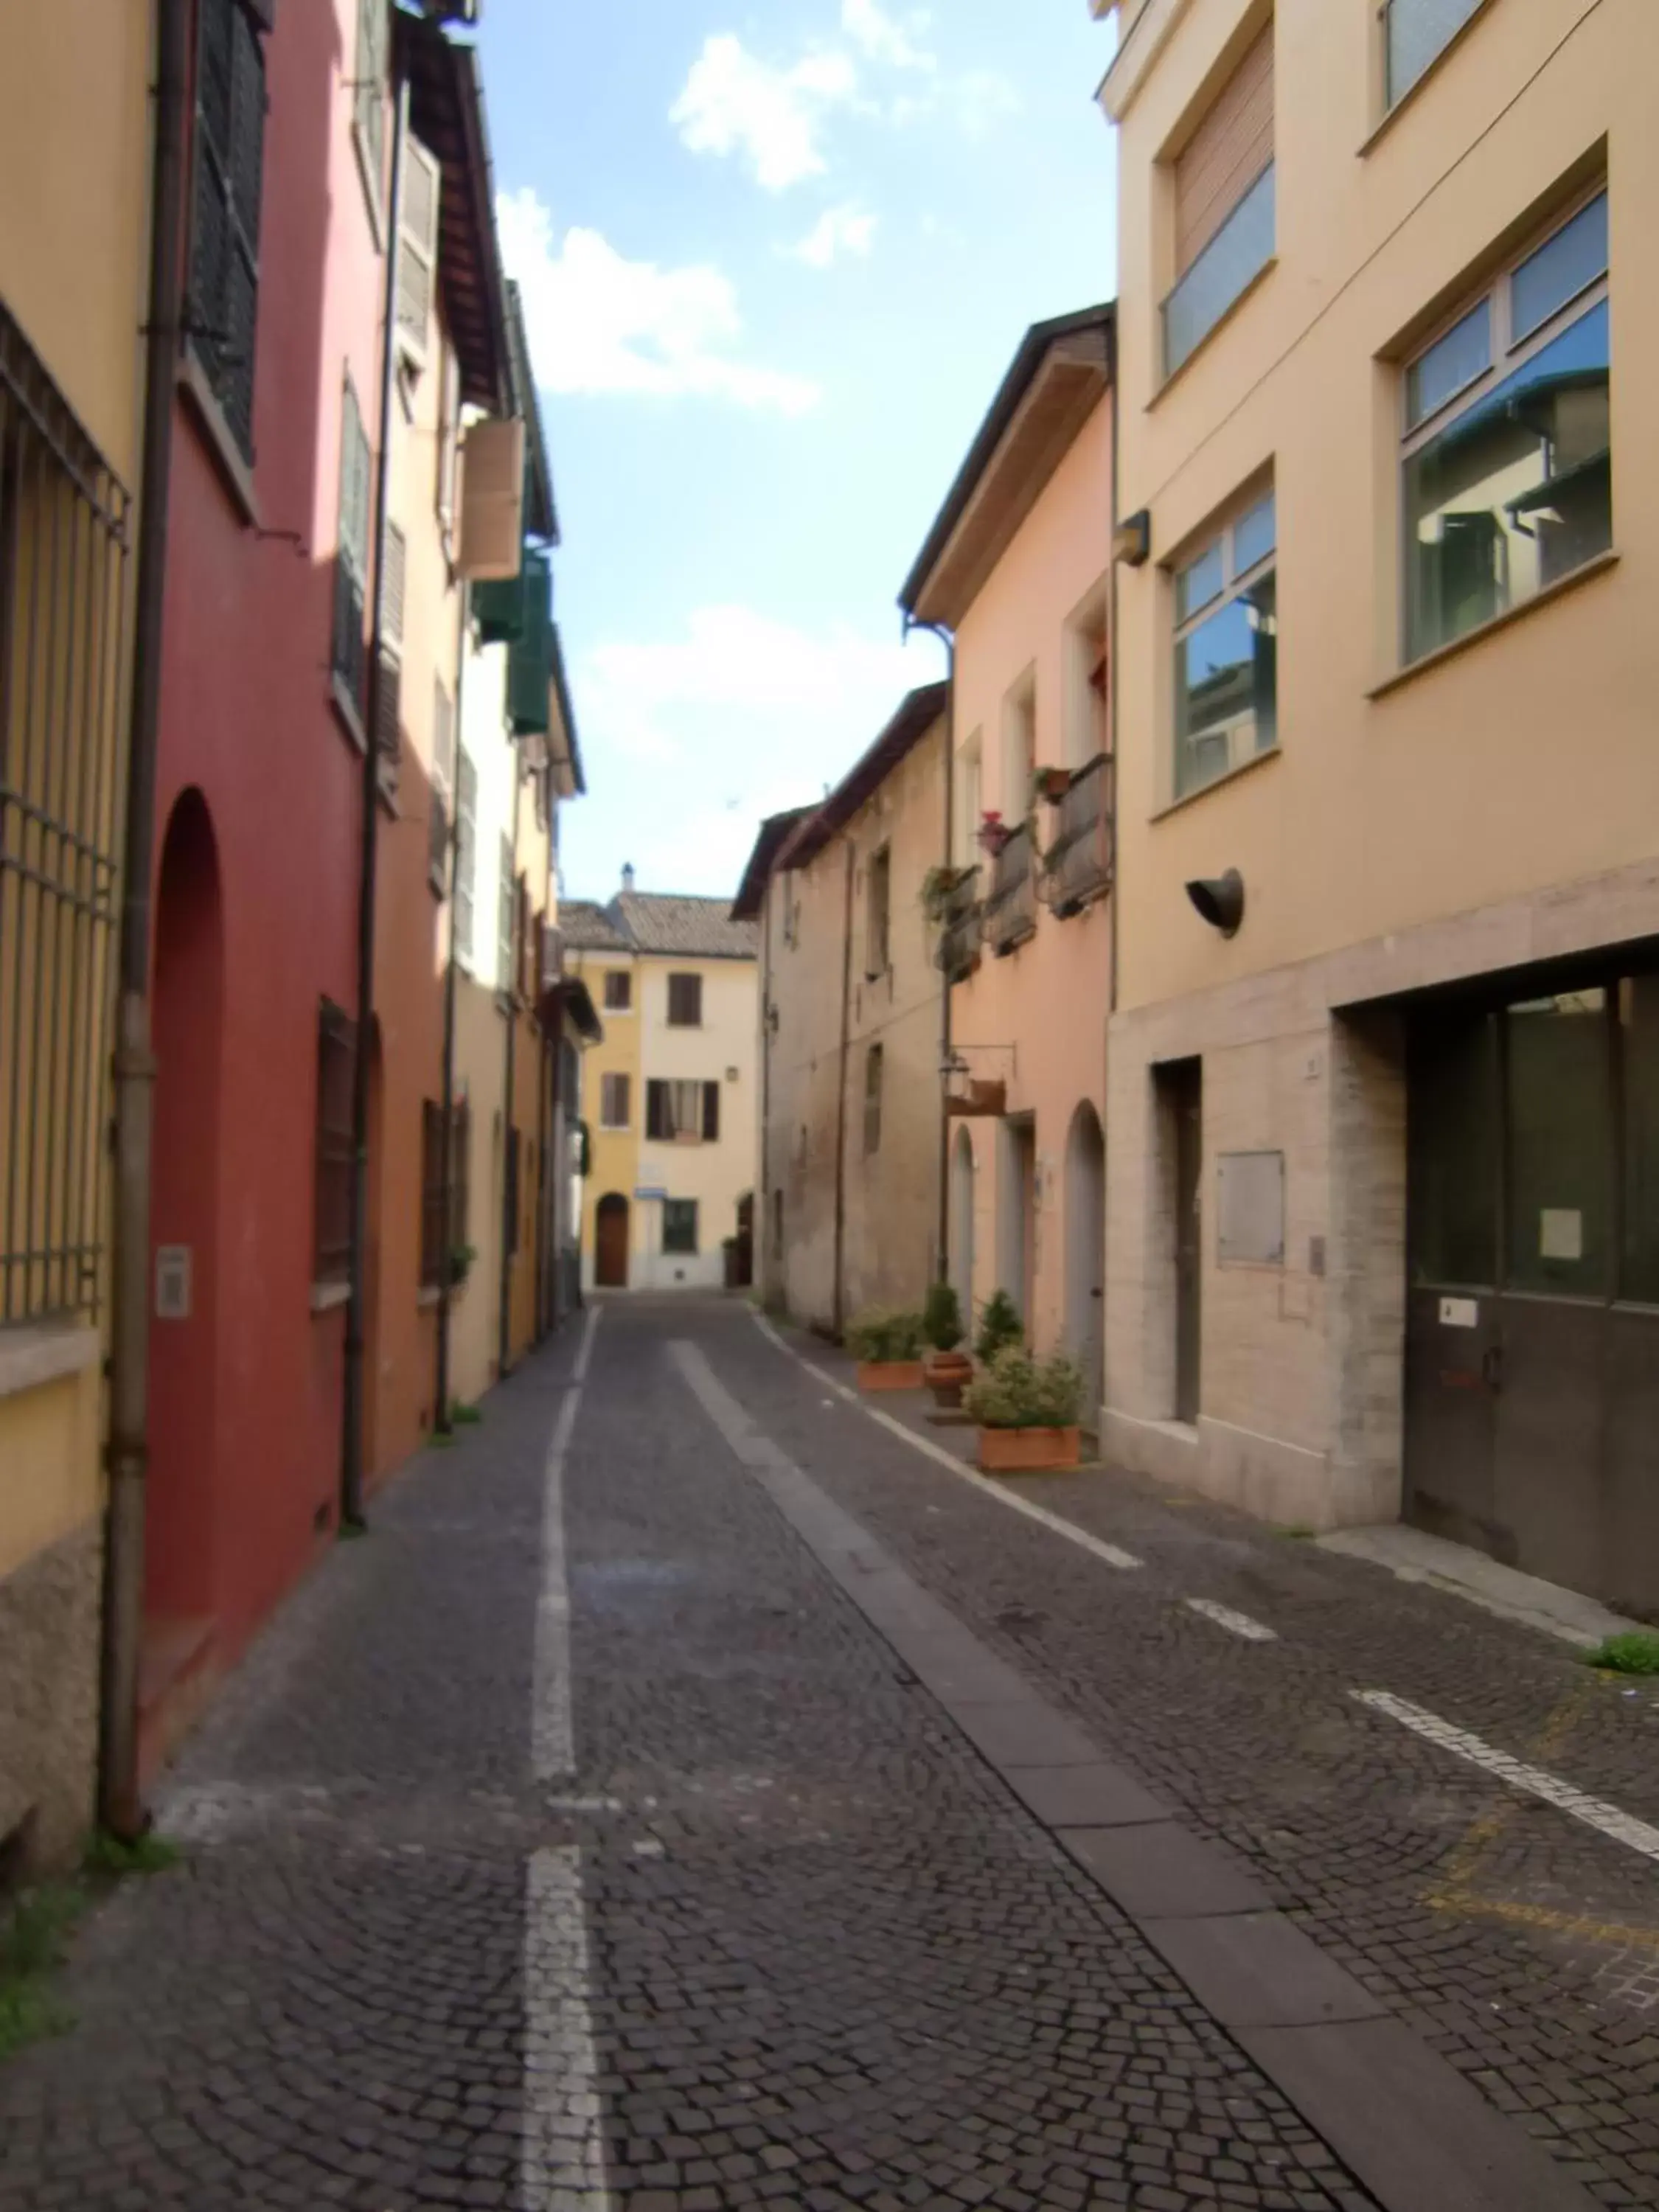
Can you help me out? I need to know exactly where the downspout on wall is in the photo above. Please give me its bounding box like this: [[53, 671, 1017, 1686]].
[[903, 617, 956, 1285], [102, 0, 190, 1840], [341, 73, 408, 1531], [830, 838, 855, 1337]]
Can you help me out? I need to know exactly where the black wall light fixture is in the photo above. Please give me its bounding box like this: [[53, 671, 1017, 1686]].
[[1114, 508, 1151, 566], [1186, 869, 1245, 938]]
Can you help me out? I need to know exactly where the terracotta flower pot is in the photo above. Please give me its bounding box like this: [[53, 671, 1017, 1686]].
[[1037, 768, 1071, 804], [857, 1359, 925, 1394], [924, 1349, 973, 1410], [976, 1425, 1080, 1474]]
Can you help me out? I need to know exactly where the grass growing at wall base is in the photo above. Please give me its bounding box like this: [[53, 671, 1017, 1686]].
[[1582, 1632, 1659, 1676], [0, 1832, 183, 2059]]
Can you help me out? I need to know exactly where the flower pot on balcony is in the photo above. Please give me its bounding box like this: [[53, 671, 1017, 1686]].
[[977, 1425, 1080, 1474], [976, 814, 1010, 857], [857, 1360, 926, 1394], [1034, 767, 1071, 804], [923, 1348, 973, 1411]]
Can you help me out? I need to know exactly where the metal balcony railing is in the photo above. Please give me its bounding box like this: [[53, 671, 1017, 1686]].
[[935, 866, 982, 981], [983, 824, 1037, 956], [1043, 754, 1113, 917]]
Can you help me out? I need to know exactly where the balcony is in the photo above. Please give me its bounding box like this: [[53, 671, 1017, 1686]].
[[982, 825, 1037, 957], [1162, 162, 1274, 379], [935, 867, 983, 983], [1043, 754, 1113, 917]]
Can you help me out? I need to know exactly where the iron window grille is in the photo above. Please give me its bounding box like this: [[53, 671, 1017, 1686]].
[[313, 1000, 356, 1285], [0, 304, 131, 1326], [1043, 754, 1116, 917], [187, 0, 267, 462]]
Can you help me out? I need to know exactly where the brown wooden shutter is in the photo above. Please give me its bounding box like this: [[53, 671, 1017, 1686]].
[[647, 1081, 668, 1141], [703, 1082, 720, 1143], [1174, 26, 1273, 276]]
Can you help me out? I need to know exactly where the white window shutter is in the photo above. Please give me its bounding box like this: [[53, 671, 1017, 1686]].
[[396, 134, 442, 363], [380, 520, 406, 647], [457, 416, 526, 580]]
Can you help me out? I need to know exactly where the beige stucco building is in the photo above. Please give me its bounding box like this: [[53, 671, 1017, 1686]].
[[734, 686, 950, 1333], [1098, 0, 1656, 1613], [0, 1, 154, 1865], [568, 886, 759, 1293], [900, 311, 1116, 1395]]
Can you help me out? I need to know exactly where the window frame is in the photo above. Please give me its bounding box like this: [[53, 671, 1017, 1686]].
[[1379, 0, 1490, 117], [603, 969, 633, 1014], [667, 972, 703, 1029], [863, 1043, 884, 1157], [599, 1072, 631, 1132], [866, 845, 891, 979], [1169, 481, 1279, 804], [186, 0, 268, 467], [663, 1199, 700, 1256], [1398, 184, 1610, 669]]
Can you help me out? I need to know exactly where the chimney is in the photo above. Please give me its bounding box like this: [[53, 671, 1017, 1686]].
[[621, 863, 636, 894]]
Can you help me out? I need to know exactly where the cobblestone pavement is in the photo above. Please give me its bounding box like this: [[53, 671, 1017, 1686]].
[[0, 1301, 1392, 2211], [703, 1304, 1659, 2209]]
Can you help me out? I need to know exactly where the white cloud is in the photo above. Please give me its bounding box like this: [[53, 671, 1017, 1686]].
[[670, 34, 859, 193], [953, 69, 1023, 139], [498, 189, 818, 416], [841, 0, 935, 72], [573, 607, 936, 895], [786, 202, 878, 269]]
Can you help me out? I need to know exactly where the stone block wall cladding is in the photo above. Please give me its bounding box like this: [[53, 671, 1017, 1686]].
[[0, 1523, 102, 1867]]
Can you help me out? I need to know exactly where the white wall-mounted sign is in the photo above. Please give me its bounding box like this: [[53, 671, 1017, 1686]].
[[1540, 1208, 1583, 1262], [1439, 1296, 1478, 1329], [156, 1245, 192, 1321], [1217, 1151, 1285, 1267]]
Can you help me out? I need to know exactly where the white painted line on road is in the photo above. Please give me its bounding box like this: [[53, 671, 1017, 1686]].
[[1184, 1596, 1277, 1642], [520, 1843, 613, 2211], [532, 1381, 582, 1787], [752, 1312, 1142, 1573], [574, 1302, 602, 1383], [1353, 1690, 1659, 1865]]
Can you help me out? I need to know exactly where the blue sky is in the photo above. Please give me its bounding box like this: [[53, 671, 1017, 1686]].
[[474, 0, 1119, 902]]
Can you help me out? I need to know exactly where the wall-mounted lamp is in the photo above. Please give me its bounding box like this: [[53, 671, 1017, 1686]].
[[1186, 869, 1245, 939], [1113, 509, 1151, 567]]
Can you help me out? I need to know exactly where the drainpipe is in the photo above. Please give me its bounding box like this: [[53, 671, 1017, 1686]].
[[102, 0, 189, 1840], [434, 580, 469, 1433], [758, 883, 774, 1300], [1107, 322, 1121, 1021], [830, 837, 855, 1336], [498, 759, 522, 1377], [341, 72, 408, 1529], [904, 617, 956, 1284]]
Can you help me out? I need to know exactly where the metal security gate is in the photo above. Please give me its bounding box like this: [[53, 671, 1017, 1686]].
[[1405, 966, 1659, 1618]]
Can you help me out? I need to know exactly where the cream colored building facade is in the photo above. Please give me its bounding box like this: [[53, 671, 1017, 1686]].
[[735, 687, 950, 1334], [900, 313, 1115, 1391], [1099, 0, 1657, 1613], [0, 1, 154, 1864], [570, 887, 759, 1293]]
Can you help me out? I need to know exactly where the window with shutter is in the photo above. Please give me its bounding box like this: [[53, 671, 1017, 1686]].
[[703, 1083, 721, 1143], [663, 1200, 699, 1256], [457, 416, 526, 580], [455, 748, 477, 961], [428, 787, 448, 896], [188, 0, 267, 462], [600, 1074, 630, 1130], [604, 970, 633, 1012], [647, 1080, 668, 1141], [352, 0, 388, 221], [1163, 25, 1276, 378], [331, 376, 372, 720], [667, 973, 703, 1027], [397, 136, 442, 366], [866, 846, 891, 978]]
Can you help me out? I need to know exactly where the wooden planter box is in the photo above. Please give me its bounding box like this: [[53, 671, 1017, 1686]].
[[857, 1360, 925, 1393], [924, 1351, 973, 1410], [977, 1425, 1080, 1474]]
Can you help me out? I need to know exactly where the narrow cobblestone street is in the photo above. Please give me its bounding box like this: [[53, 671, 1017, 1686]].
[[3, 1298, 1657, 2210]]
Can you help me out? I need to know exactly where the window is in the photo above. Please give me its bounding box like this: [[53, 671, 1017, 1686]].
[[1385, 0, 1484, 110], [187, 0, 267, 461], [1163, 24, 1274, 378], [454, 749, 476, 960], [331, 377, 372, 718], [646, 1079, 720, 1142], [600, 1073, 631, 1130], [420, 1102, 447, 1289], [866, 846, 891, 978], [1065, 594, 1110, 770], [1402, 189, 1610, 666], [313, 1002, 356, 1286], [1001, 675, 1036, 818], [352, 0, 387, 219], [604, 970, 633, 1012], [436, 341, 460, 535], [396, 137, 441, 369], [956, 731, 983, 867], [667, 972, 703, 1027], [375, 519, 405, 784], [498, 835, 515, 995], [863, 1044, 884, 1156], [664, 1200, 700, 1256], [451, 1101, 470, 1256], [1172, 487, 1277, 800], [428, 785, 448, 897]]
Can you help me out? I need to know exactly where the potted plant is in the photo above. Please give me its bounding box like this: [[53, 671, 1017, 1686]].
[[1033, 765, 1071, 805], [975, 1287, 1023, 1366], [448, 1242, 477, 1290], [975, 810, 1011, 858], [919, 863, 970, 925], [964, 1346, 1086, 1473], [846, 1307, 926, 1392], [921, 1280, 972, 1409]]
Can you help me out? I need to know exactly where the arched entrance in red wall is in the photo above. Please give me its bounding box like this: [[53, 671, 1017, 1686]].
[[145, 789, 224, 1645], [596, 1193, 630, 1288]]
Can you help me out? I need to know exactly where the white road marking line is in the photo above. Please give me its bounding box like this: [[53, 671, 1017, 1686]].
[[573, 1302, 602, 1383], [753, 1312, 1142, 1572], [1184, 1596, 1277, 1642], [520, 1844, 613, 2211], [1353, 1690, 1659, 1865], [532, 1383, 582, 1786]]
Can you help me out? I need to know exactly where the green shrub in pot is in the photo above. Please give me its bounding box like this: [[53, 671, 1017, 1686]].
[[974, 1289, 1023, 1366], [964, 1346, 1085, 1431], [845, 1307, 925, 1363]]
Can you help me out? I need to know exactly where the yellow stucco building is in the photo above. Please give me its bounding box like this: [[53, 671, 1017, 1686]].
[[1098, 0, 1657, 1613], [0, 2, 156, 1863], [567, 883, 759, 1293]]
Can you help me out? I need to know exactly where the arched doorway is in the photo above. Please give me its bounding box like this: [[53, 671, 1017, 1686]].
[[146, 790, 224, 1636], [950, 1126, 975, 1328], [1065, 1101, 1106, 1416], [595, 1192, 630, 1288]]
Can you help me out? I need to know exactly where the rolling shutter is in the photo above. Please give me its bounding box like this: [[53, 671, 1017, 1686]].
[[1174, 27, 1273, 276]]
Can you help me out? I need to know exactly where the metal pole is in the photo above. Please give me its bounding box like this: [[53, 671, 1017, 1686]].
[[341, 72, 408, 1529], [102, 0, 189, 1839]]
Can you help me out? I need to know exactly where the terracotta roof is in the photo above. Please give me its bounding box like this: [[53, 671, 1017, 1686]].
[[613, 891, 758, 961], [560, 900, 630, 953]]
